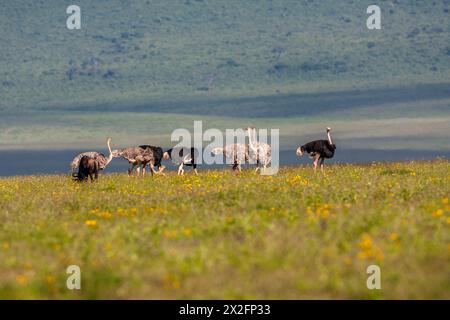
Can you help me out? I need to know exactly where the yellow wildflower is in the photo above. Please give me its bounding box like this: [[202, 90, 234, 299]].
[[358, 234, 384, 261], [359, 234, 373, 251], [16, 274, 28, 286], [432, 209, 444, 217], [85, 220, 97, 227], [183, 228, 193, 237], [163, 229, 178, 238], [389, 232, 398, 241]]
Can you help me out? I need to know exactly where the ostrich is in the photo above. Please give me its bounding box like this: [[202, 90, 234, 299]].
[[111, 145, 156, 176], [70, 137, 114, 173], [163, 147, 199, 175], [139, 145, 165, 175], [246, 127, 272, 173], [73, 156, 99, 182], [211, 143, 249, 172], [296, 127, 336, 171]]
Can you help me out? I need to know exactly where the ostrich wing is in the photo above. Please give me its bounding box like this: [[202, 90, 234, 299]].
[[248, 142, 271, 164], [139, 145, 163, 166], [95, 154, 110, 169], [224, 144, 247, 162], [118, 147, 154, 163]]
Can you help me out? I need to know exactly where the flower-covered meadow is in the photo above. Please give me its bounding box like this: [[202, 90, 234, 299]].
[[0, 160, 448, 299]]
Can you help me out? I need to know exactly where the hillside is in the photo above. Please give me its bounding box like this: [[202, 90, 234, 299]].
[[1, 0, 449, 110], [0, 1, 449, 151]]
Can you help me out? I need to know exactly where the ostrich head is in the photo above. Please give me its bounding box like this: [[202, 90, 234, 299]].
[[163, 150, 171, 160], [111, 149, 122, 157], [106, 137, 121, 157], [296, 146, 304, 157]]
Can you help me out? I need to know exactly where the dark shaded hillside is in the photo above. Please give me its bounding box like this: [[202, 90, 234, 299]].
[[0, 0, 449, 110], [44, 82, 450, 118]]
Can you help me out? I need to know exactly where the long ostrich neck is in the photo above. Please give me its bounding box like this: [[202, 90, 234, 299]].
[[327, 131, 333, 145], [105, 139, 114, 165], [248, 128, 258, 151]]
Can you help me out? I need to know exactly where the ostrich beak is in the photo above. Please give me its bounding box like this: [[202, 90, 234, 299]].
[[296, 147, 303, 156], [326, 127, 331, 132]]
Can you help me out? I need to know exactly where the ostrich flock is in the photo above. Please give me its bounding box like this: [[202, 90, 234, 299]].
[[71, 127, 336, 182]]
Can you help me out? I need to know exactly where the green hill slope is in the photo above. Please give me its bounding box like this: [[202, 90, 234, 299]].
[[1, 0, 449, 110]]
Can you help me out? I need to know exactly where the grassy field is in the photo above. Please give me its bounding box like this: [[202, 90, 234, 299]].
[[0, 160, 449, 299]]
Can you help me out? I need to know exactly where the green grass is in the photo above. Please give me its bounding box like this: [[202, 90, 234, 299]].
[[0, 161, 449, 299]]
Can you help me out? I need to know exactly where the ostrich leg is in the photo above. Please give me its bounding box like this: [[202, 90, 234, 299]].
[[150, 163, 158, 175], [148, 163, 155, 176], [232, 159, 242, 172], [128, 163, 135, 176], [178, 163, 184, 175], [254, 153, 261, 173], [255, 158, 261, 173], [313, 154, 320, 171], [263, 158, 269, 172], [320, 158, 325, 171]]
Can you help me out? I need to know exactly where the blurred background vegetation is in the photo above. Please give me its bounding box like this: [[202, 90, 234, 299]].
[[0, 0, 449, 151]]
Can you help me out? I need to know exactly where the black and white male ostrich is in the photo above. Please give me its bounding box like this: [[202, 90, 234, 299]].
[[70, 137, 114, 173], [163, 147, 199, 175], [296, 127, 336, 171]]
